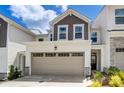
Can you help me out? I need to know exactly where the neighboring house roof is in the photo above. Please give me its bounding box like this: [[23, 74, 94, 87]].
[[50, 9, 91, 26], [0, 13, 36, 37]]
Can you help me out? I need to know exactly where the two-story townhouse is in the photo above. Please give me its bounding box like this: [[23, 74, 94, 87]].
[[0, 14, 35, 79], [93, 5, 124, 71], [25, 6, 124, 77], [1, 5, 124, 79], [24, 9, 91, 77]]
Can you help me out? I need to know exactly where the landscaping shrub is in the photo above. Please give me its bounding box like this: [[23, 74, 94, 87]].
[[13, 67, 22, 79], [108, 66, 120, 76], [118, 71, 124, 82], [91, 80, 102, 87], [118, 71, 124, 80], [93, 71, 103, 81], [109, 75, 123, 87], [8, 65, 22, 80], [8, 65, 15, 80]]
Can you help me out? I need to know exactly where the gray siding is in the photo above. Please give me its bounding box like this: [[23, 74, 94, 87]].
[[54, 14, 88, 41], [0, 18, 7, 47]]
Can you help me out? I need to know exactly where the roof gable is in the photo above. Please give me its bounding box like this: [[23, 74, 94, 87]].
[[50, 9, 91, 25], [0, 13, 35, 36]]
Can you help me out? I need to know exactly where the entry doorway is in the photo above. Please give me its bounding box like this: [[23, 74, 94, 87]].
[[91, 50, 101, 71], [91, 53, 97, 70]]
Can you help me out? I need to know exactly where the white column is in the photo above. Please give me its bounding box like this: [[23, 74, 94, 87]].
[[101, 48, 104, 71], [25, 52, 31, 75], [84, 49, 91, 75]]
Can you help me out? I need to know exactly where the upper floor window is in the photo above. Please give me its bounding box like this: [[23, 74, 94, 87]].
[[58, 25, 68, 40], [73, 24, 84, 39], [115, 9, 124, 24], [91, 32, 97, 43]]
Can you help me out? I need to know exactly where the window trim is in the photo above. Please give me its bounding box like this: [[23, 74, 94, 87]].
[[73, 24, 84, 40], [58, 25, 68, 40]]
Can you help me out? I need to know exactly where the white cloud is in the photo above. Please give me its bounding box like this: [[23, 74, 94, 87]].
[[56, 5, 69, 12], [10, 5, 57, 34]]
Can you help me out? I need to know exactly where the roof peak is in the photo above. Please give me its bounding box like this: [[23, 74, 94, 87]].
[[50, 8, 91, 25]]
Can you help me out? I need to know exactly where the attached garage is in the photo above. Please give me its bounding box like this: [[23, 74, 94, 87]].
[[31, 52, 84, 75], [115, 48, 124, 71]]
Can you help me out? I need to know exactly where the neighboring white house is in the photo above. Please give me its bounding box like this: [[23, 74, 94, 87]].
[[0, 14, 35, 79], [1, 5, 124, 79]]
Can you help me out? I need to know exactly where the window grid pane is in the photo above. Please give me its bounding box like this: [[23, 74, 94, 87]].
[[59, 27, 66, 33], [59, 33, 66, 39], [115, 17, 124, 24], [115, 9, 124, 16], [75, 33, 82, 38], [75, 26, 82, 33]]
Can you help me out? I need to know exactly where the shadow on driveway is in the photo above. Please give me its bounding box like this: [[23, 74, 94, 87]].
[[14, 75, 84, 83]]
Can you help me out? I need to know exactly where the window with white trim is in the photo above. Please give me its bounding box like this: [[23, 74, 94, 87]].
[[115, 9, 124, 24], [91, 32, 97, 43], [58, 25, 68, 40], [74, 24, 84, 39]]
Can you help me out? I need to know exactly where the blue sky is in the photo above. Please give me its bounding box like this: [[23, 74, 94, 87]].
[[0, 5, 103, 34]]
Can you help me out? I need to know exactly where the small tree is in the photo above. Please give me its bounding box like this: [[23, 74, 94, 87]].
[[8, 65, 22, 80], [8, 65, 15, 80]]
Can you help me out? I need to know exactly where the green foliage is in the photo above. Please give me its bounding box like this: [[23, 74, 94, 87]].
[[13, 67, 22, 79], [8, 65, 15, 80], [109, 75, 123, 87], [91, 80, 102, 87], [118, 71, 124, 82], [8, 65, 22, 80], [108, 66, 120, 76], [93, 71, 103, 81]]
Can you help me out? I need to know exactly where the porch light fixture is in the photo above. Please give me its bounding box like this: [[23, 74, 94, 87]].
[[54, 45, 57, 50]]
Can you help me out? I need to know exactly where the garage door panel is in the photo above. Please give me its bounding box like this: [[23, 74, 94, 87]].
[[31, 53, 84, 75]]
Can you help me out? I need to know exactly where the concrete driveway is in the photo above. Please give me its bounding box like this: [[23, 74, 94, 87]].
[[0, 75, 92, 87]]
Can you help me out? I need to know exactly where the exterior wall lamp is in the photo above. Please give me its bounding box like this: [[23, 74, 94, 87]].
[[54, 45, 57, 50]]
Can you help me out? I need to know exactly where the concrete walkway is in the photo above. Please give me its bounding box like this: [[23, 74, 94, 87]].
[[0, 75, 92, 87]]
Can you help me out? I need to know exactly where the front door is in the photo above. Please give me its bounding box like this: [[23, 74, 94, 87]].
[[91, 53, 97, 70]]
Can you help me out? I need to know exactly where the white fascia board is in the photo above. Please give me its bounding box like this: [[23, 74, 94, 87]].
[[50, 9, 91, 25], [0, 14, 36, 37]]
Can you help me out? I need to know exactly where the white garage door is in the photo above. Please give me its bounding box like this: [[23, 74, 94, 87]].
[[31, 52, 84, 75], [115, 48, 124, 71]]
